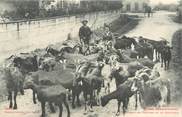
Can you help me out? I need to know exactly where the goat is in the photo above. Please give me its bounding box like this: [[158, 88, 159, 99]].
[[101, 79, 137, 116], [161, 46, 172, 70], [24, 80, 70, 117], [13, 55, 39, 74], [3, 67, 24, 109], [27, 69, 82, 109], [75, 62, 105, 113], [109, 67, 128, 89], [38, 57, 57, 72], [132, 74, 171, 109]]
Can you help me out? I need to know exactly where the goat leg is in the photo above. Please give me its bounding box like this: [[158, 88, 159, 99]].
[[167, 60, 170, 70], [19, 81, 24, 95], [96, 89, 101, 106], [155, 50, 158, 60], [126, 99, 129, 110], [116, 100, 121, 116], [68, 89, 71, 101], [49, 103, 56, 113], [167, 83, 171, 105], [58, 104, 63, 117], [13, 91, 17, 109], [123, 99, 127, 115], [72, 92, 76, 109], [76, 93, 81, 107], [135, 93, 138, 110], [83, 92, 88, 114], [164, 61, 167, 70], [33, 91, 37, 104], [125, 98, 129, 110], [89, 92, 94, 112], [161, 59, 163, 68], [8, 91, 12, 108], [107, 83, 110, 93], [64, 100, 70, 117], [41, 101, 46, 117]]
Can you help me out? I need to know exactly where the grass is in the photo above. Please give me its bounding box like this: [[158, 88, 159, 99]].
[[110, 14, 140, 35], [169, 14, 182, 24], [171, 29, 182, 106]]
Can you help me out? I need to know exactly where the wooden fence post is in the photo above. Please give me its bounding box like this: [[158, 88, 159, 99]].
[[5, 23, 7, 30], [17, 22, 19, 31]]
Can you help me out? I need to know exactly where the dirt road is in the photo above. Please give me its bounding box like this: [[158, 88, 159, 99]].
[[127, 11, 182, 44]]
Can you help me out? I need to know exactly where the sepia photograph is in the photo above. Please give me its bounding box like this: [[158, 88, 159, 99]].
[[0, 0, 182, 117]]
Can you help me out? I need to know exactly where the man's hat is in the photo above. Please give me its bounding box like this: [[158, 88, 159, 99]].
[[82, 20, 88, 24]]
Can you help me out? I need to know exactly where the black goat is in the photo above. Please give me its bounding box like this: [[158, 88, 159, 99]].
[[3, 67, 24, 109], [27, 70, 82, 109], [76, 62, 105, 113], [133, 76, 171, 109], [101, 80, 137, 116], [24, 80, 70, 117], [13, 55, 38, 74], [109, 67, 128, 89], [161, 46, 172, 70]]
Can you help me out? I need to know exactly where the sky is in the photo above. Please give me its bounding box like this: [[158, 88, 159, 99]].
[[150, 0, 179, 5]]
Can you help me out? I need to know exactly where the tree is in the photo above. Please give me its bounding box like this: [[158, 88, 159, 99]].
[[179, 0, 182, 5], [177, 0, 182, 23]]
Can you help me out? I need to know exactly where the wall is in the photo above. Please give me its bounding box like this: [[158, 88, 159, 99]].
[[172, 29, 182, 70], [122, 0, 149, 12], [0, 1, 15, 14], [0, 11, 120, 63]]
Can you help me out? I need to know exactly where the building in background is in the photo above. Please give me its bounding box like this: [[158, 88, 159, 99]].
[[56, 0, 80, 12], [177, 0, 182, 23], [79, 0, 123, 12], [0, 0, 123, 20], [39, 0, 56, 10], [41, 0, 80, 10], [154, 2, 178, 11], [0, 0, 40, 19], [122, 0, 150, 12]]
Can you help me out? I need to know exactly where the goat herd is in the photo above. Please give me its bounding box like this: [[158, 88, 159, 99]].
[[0, 34, 172, 117]]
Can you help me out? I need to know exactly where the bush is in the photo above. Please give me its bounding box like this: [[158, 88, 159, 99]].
[[172, 29, 182, 69], [3, 1, 123, 20]]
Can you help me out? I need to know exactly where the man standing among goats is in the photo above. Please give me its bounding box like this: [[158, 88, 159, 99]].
[[103, 23, 113, 42], [79, 20, 92, 54]]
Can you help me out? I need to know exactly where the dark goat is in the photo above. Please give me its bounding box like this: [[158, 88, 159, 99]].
[[13, 55, 38, 74], [101, 80, 137, 116], [134, 42, 154, 60], [25, 72, 57, 113], [76, 62, 105, 112], [24, 80, 70, 117], [132, 75, 171, 109], [46, 45, 74, 58], [108, 62, 144, 92], [39, 57, 57, 72], [3, 67, 24, 109], [161, 46, 172, 70], [145, 39, 168, 60], [46, 47, 60, 57], [109, 67, 128, 88], [113, 36, 137, 49], [28, 69, 82, 109]]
